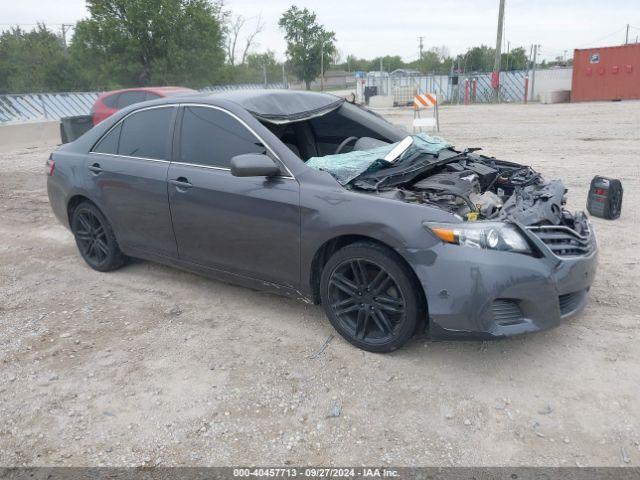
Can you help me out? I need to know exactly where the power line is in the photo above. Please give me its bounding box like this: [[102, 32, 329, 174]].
[[541, 25, 635, 58], [574, 26, 628, 48]]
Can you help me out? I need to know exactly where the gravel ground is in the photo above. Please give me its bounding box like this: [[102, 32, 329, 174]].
[[1, 101, 639, 467]]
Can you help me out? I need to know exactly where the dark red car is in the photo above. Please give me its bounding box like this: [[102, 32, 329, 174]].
[[91, 86, 196, 125]]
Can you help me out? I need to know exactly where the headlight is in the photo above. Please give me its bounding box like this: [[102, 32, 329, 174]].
[[423, 221, 532, 254]]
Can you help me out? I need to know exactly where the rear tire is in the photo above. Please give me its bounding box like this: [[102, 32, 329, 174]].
[[605, 179, 623, 220], [320, 242, 420, 353], [70, 202, 126, 272]]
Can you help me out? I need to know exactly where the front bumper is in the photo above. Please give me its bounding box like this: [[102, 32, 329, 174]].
[[402, 223, 598, 340]]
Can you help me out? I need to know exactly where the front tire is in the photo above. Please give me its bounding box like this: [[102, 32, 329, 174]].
[[320, 242, 421, 353], [71, 202, 126, 272]]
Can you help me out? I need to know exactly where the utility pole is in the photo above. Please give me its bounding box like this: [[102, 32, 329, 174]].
[[418, 36, 424, 73], [530, 44, 539, 102], [60, 23, 73, 51], [282, 62, 287, 88], [320, 41, 324, 91], [262, 62, 267, 87], [625, 24, 630, 44], [492, 0, 506, 102]]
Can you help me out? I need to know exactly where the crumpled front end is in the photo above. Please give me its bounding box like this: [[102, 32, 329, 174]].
[[401, 218, 598, 339], [328, 135, 600, 338]]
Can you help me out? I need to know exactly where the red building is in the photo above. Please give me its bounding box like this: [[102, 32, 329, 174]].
[[571, 44, 640, 102]]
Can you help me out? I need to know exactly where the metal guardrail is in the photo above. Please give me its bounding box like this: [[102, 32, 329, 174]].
[[0, 83, 286, 124]]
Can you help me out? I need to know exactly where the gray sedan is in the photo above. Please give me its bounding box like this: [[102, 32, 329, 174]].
[[47, 90, 598, 352]]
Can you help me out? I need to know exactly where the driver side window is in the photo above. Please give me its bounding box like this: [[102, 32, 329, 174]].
[[179, 106, 267, 169]]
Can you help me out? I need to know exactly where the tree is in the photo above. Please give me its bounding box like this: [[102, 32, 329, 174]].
[[367, 55, 404, 72], [239, 15, 264, 66], [423, 49, 442, 72], [455, 45, 528, 73], [226, 14, 264, 67], [456, 45, 495, 72], [278, 6, 336, 90], [246, 50, 280, 83], [226, 15, 245, 67], [330, 48, 343, 67], [501, 47, 528, 71], [69, 0, 226, 89], [0, 25, 78, 93], [341, 54, 369, 72]]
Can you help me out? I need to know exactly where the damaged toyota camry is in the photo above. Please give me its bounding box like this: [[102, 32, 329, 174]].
[[47, 90, 598, 352]]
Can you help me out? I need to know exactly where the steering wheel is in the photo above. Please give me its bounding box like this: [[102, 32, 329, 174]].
[[334, 136, 359, 155]]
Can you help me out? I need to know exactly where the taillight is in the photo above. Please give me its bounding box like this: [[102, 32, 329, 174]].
[[46, 153, 55, 176]]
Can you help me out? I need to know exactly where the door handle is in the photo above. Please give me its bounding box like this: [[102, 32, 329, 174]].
[[88, 163, 103, 174], [170, 177, 193, 189]]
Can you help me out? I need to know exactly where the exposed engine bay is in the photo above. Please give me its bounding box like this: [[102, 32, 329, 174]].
[[346, 145, 588, 231]]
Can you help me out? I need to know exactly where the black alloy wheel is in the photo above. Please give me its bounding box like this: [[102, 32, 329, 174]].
[[71, 202, 126, 272], [320, 242, 420, 352]]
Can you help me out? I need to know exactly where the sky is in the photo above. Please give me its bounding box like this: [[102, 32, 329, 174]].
[[2, 0, 640, 63]]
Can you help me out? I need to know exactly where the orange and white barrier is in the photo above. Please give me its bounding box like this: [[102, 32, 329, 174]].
[[413, 93, 438, 109], [412, 92, 440, 132]]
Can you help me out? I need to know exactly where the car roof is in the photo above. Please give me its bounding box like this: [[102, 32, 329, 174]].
[[167, 89, 346, 124], [98, 86, 196, 98]]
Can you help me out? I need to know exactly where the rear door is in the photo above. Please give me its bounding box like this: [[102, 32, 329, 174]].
[[167, 105, 300, 288], [87, 105, 178, 257]]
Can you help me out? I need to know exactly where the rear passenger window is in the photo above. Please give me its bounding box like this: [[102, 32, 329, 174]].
[[179, 106, 265, 168], [116, 91, 147, 109], [93, 123, 122, 154], [102, 93, 119, 108], [118, 107, 174, 159]]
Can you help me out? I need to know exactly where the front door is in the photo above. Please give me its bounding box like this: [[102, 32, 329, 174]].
[[168, 105, 300, 288]]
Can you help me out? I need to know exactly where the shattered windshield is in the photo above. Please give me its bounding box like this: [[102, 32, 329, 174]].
[[306, 133, 452, 185]]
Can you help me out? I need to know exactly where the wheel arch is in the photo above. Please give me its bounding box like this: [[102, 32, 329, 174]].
[[66, 194, 96, 226], [66, 194, 119, 241], [309, 234, 428, 331]]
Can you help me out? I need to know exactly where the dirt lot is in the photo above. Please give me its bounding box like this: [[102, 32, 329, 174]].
[[1, 101, 639, 467]]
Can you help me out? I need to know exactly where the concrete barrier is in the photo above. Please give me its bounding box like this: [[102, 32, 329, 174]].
[[539, 90, 571, 104], [368, 95, 395, 108], [0, 121, 60, 152]]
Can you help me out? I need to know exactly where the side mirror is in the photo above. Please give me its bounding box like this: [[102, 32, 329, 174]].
[[230, 153, 280, 177]]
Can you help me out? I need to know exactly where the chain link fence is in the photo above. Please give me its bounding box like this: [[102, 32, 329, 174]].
[[0, 92, 99, 124], [1, 69, 573, 123], [361, 68, 572, 105]]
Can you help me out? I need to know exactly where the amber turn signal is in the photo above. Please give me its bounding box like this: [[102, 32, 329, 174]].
[[430, 227, 458, 244]]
